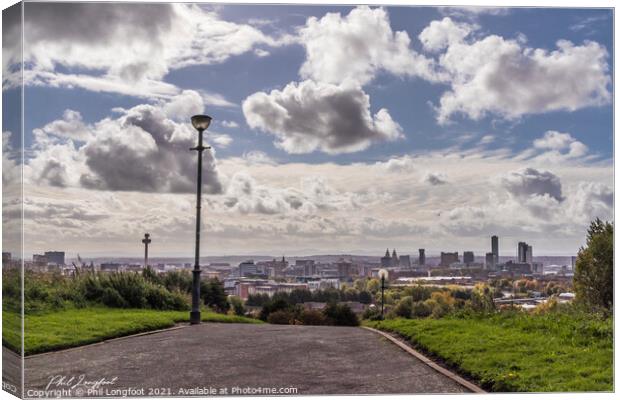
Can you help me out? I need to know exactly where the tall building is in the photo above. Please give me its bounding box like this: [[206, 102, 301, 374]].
[[491, 236, 499, 265], [517, 242, 533, 264], [418, 249, 426, 266], [45, 251, 65, 266], [485, 252, 495, 270], [440, 252, 459, 267], [399, 255, 411, 268], [463, 251, 474, 264]]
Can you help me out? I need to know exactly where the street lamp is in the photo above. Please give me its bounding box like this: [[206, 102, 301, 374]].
[[189, 114, 212, 325], [378, 269, 388, 319]]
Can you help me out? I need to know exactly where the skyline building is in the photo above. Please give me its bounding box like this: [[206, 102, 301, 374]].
[[440, 252, 459, 267], [485, 252, 495, 270], [463, 251, 474, 264], [491, 235, 499, 265], [418, 249, 425, 266], [44, 251, 65, 266], [517, 242, 533, 264]]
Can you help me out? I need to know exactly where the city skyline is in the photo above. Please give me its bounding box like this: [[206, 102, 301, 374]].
[[2, 3, 613, 258]]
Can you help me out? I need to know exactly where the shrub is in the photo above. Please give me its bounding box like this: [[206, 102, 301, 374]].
[[267, 310, 296, 325], [101, 287, 127, 308], [299, 309, 326, 325], [323, 303, 359, 326], [259, 299, 291, 321], [229, 296, 245, 316], [392, 296, 413, 318], [411, 301, 433, 318], [362, 306, 382, 321]]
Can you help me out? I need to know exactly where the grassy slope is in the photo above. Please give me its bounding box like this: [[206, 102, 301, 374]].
[[3, 307, 261, 356], [366, 312, 612, 392]]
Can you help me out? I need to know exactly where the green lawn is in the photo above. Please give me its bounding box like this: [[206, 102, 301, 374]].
[[3, 307, 261, 356], [366, 312, 612, 392]]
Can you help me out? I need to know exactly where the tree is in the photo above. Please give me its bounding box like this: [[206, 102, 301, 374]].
[[574, 219, 613, 310], [201, 278, 229, 313]]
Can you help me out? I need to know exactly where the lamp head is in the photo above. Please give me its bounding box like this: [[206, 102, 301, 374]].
[[191, 115, 212, 131], [378, 269, 389, 280]]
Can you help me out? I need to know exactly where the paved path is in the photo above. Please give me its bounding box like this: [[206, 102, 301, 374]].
[[23, 323, 469, 396]]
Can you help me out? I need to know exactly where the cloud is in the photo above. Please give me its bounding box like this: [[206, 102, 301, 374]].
[[297, 6, 442, 86], [434, 32, 611, 123], [418, 17, 476, 52], [27, 91, 224, 193], [439, 7, 510, 19], [212, 172, 387, 216], [515, 130, 592, 164], [33, 110, 92, 146], [242, 150, 276, 165], [7, 3, 284, 99], [376, 155, 416, 173], [221, 120, 239, 128], [207, 133, 233, 148], [478, 135, 495, 145], [243, 80, 403, 154], [533, 130, 588, 158], [2, 131, 20, 187], [423, 172, 448, 185], [500, 167, 564, 202]]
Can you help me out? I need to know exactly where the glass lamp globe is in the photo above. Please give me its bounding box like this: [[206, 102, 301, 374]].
[[378, 269, 389, 280], [191, 115, 212, 131]]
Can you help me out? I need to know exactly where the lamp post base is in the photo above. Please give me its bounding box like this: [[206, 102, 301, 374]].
[[190, 310, 201, 325]]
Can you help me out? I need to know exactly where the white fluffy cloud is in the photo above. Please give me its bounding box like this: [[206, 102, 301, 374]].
[[297, 6, 442, 86], [243, 80, 403, 154], [27, 91, 224, 193], [419, 17, 476, 52], [431, 21, 611, 123], [4, 3, 284, 99]]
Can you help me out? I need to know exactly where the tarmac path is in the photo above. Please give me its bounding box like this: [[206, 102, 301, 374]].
[[18, 323, 470, 397]]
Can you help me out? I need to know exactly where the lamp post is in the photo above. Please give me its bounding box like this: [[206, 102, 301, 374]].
[[378, 269, 388, 319], [189, 114, 212, 325]]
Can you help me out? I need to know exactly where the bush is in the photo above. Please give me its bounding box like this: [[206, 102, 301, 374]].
[[299, 309, 326, 325], [362, 306, 383, 321], [323, 303, 359, 326], [229, 296, 245, 316], [411, 301, 432, 318], [267, 310, 296, 324], [101, 287, 127, 308], [259, 299, 291, 321], [392, 296, 413, 318]]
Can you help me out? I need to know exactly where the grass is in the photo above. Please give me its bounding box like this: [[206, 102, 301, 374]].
[[366, 311, 612, 392], [3, 307, 261, 356]]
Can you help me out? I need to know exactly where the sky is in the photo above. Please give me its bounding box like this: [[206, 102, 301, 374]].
[[1, 2, 614, 259]]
